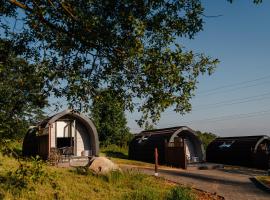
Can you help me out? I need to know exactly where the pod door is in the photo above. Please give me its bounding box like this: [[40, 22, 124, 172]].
[[56, 120, 75, 157]]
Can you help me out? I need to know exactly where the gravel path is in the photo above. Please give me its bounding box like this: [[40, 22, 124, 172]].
[[120, 164, 270, 200]]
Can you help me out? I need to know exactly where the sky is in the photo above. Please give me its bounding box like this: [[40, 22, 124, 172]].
[[4, 1, 269, 137], [127, 1, 270, 136]]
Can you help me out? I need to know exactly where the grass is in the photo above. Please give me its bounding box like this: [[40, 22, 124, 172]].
[[166, 187, 195, 200], [100, 144, 129, 159], [100, 145, 154, 167], [0, 152, 196, 200], [1, 142, 220, 199], [257, 176, 270, 187]]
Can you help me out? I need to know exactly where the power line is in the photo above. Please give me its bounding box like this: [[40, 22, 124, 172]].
[[197, 74, 270, 95], [196, 80, 270, 97], [160, 109, 270, 127], [157, 91, 270, 117], [193, 91, 270, 110]]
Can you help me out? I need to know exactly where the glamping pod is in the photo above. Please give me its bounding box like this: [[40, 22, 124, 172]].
[[129, 126, 204, 168], [23, 110, 99, 159], [206, 135, 270, 169]]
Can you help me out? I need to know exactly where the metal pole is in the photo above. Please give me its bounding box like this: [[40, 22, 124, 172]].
[[155, 148, 158, 176]]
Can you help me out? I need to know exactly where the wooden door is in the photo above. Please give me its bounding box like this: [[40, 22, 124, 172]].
[[165, 138, 187, 169]]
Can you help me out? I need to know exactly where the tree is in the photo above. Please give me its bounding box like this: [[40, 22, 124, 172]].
[[144, 122, 156, 131], [0, 39, 48, 140], [91, 90, 131, 147], [196, 131, 217, 149], [0, 0, 219, 126], [0, 1, 260, 126]]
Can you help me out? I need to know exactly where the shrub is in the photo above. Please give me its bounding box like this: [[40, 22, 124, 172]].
[[101, 144, 129, 159], [124, 187, 161, 200], [0, 156, 58, 197], [100, 170, 124, 183], [166, 186, 195, 200]]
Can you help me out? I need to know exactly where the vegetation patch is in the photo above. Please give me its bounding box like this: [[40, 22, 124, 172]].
[[257, 176, 270, 188], [0, 142, 223, 200], [100, 145, 129, 159], [100, 145, 154, 167], [166, 186, 195, 200], [0, 153, 193, 200]]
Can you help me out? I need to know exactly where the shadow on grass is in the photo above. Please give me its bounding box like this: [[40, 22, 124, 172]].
[[102, 150, 129, 159], [0, 173, 28, 197]]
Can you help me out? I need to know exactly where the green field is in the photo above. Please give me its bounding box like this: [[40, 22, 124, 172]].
[[0, 144, 195, 200]]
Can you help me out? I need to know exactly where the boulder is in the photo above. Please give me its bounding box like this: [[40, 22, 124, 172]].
[[89, 157, 121, 175]]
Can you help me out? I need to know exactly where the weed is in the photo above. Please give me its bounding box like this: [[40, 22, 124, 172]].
[[124, 187, 162, 200], [166, 186, 195, 200], [106, 170, 124, 183]]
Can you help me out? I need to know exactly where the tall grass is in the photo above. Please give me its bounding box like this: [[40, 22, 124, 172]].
[[0, 142, 196, 200], [166, 186, 195, 200], [0, 153, 195, 200], [100, 144, 129, 159]]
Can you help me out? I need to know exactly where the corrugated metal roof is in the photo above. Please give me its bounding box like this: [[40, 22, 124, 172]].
[[138, 126, 188, 136]]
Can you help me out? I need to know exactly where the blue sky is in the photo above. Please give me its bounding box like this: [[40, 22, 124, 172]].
[[127, 1, 270, 136], [6, 1, 268, 136]]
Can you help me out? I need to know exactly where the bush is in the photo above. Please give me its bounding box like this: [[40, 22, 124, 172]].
[[0, 156, 58, 197], [166, 186, 195, 200], [101, 144, 129, 159], [101, 170, 124, 183], [124, 187, 161, 200]]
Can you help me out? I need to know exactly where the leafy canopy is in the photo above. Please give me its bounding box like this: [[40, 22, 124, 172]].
[[0, 39, 48, 140], [1, 0, 220, 126], [91, 90, 132, 147], [196, 131, 217, 149]]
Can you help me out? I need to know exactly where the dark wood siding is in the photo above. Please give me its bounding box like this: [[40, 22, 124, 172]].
[[206, 136, 270, 169]]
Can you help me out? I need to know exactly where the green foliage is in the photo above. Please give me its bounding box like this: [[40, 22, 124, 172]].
[[1, 0, 219, 126], [101, 144, 129, 159], [196, 131, 217, 149], [144, 122, 156, 131], [0, 39, 48, 140], [91, 90, 133, 147], [102, 170, 124, 184], [0, 156, 56, 197], [125, 187, 161, 200], [0, 139, 22, 159], [166, 186, 195, 200], [0, 152, 182, 200]]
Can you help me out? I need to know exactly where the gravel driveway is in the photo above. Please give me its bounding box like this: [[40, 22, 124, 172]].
[[120, 164, 270, 200]]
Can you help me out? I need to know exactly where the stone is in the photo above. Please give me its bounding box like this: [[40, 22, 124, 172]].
[[89, 156, 121, 175], [69, 156, 90, 167]]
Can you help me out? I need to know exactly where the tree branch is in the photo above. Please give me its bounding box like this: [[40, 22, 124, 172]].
[[8, 0, 32, 11], [60, 2, 78, 21]]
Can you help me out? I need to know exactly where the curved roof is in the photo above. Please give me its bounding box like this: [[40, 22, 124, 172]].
[[39, 109, 99, 155], [207, 135, 270, 152], [206, 135, 270, 169], [129, 126, 204, 164], [137, 126, 199, 143]]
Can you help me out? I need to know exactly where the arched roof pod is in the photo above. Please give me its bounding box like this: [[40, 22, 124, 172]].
[[45, 109, 99, 155], [206, 135, 270, 169], [22, 109, 99, 159], [129, 126, 205, 167]]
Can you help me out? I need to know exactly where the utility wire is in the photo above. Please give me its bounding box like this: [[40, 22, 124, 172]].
[[161, 109, 270, 127], [158, 91, 270, 117], [196, 80, 270, 97], [197, 74, 270, 95], [193, 92, 270, 110]]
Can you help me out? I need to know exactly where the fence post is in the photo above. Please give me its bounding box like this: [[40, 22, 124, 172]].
[[155, 148, 158, 176]]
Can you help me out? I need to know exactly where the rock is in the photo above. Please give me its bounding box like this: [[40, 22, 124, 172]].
[[89, 157, 121, 175], [69, 156, 90, 167]]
